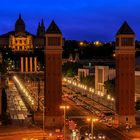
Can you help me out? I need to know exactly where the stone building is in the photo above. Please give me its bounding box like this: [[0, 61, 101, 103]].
[[0, 14, 45, 72]]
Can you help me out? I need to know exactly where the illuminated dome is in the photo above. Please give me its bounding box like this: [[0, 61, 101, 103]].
[[15, 14, 25, 33]]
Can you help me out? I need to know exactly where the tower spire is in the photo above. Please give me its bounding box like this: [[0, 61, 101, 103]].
[[19, 13, 21, 19], [41, 19, 44, 27], [116, 21, 135, 35], [46, 20, 62, 34], [36, 20, 45, 36]]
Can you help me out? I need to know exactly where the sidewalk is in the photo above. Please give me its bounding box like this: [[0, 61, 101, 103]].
[[116, 125, 140, 139], [0, 125, 44, 137]]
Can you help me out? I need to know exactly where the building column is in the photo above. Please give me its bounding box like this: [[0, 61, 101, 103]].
[[0, 89, 1, 117], [21, 57, 24, 72], [25, 57, 28, 72], [34, 57, 37, 72], [30, 57, 33, 72]]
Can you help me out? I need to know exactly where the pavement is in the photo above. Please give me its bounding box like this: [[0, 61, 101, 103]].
[[116, 125, 140, 139], [0, 124, 72, 140], [0, 125, 43, 135]]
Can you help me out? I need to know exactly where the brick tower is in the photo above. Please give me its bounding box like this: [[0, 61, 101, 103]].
[[44, 20, 63, 128], [115, 21, 135, 126]]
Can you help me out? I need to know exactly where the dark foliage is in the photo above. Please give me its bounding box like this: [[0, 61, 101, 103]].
[[2, 88, 7, 115], [80, 75, 95, 87], [62, 62, 82, 77], [104, 78, 115, 96]]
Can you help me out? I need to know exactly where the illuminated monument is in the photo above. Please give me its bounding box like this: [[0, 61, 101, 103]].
[[115, 21, 135, 126], [0, 14, 45, 72], [44, 20, 63, 128]]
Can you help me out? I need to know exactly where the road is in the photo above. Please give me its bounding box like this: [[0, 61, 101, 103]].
[[7, 81, 30, 126], [4, 75, 137, 139], [63, 86, 131, 140]]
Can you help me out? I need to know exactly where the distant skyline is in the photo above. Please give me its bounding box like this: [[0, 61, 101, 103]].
[[0, 0, 140, 42]]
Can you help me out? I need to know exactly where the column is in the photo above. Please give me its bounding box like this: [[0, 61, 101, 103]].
[[0, 89, 1, 117], [34, 57, 37, 72], [0, 76, 1, 116], [30, 57, 33, 72], [21, 57, 24, 72], [25, 57, 28, 72]]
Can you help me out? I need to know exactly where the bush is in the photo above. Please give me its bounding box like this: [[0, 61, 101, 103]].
[[1, 113, 11, 125]]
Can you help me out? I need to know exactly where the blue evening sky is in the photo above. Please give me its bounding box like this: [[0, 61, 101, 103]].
[[0, 0, 140, 42]]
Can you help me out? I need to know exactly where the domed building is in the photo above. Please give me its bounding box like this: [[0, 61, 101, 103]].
[[0, 14, 46, 72], [15, 14, 25, 33]]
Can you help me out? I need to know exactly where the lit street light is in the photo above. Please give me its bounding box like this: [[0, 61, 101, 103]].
[[87, 117, 98, 139], [60, 105, 70, 140], [43, 105, 45, 133]]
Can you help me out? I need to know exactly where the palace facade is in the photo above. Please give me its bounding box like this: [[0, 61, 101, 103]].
[[0, 14, 46, 72]]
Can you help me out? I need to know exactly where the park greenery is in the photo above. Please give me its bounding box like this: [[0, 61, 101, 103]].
[[80, 75, 95, 87], [62, 62, 82, 77], [104, 78, 115, 97]]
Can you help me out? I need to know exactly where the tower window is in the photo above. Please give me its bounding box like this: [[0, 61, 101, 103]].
[[48, 37, 61, 46], [121, 38, 133, 46], [116, 37, 119, 46]]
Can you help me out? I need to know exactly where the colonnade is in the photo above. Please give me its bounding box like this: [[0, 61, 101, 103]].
[[20, 57, 37, 72]]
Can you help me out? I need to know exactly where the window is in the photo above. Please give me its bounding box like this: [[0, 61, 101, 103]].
[[121, 38, 133, 46], [53, 118, 55, 122], [48, 37, 61, 46], [116, 37, 119, 46], [98, 69, 103, 83]]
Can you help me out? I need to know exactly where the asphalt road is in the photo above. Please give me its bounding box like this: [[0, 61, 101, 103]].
[[63, 91, 131, 140]]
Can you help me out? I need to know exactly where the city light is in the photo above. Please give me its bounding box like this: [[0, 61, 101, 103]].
[[60, 105, 70, 140], [62, 77, 115, 108], [87, 117, 98, 140], [13, 76, 35, 106]]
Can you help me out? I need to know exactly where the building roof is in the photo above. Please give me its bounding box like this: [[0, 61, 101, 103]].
[[15, 14, 25, 26], [116, 21, 135, 35], [0, 31, 34, 38], [46, 20, 62, 34]]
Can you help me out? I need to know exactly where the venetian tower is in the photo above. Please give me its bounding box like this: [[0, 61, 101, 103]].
[[44, 20, 63, 128], [115, 21, 135, 126]]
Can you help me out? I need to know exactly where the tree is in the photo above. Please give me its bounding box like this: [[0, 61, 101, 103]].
[[104, 78, 115, 96], [62, 62, 82, 77], [0, 62, 7, 75], [2, 88, 7, 115], [81, 76, 95, 87]]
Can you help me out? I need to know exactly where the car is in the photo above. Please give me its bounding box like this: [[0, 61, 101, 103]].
[[106, 122, 112, 127], [97, 133, 106, 139]]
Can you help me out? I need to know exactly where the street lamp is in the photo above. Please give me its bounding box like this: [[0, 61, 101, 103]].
[[37, 77, 40, 111], [60, 105, 70, 140], [43, 105, 45, 133], [87, 117, 98, 139]]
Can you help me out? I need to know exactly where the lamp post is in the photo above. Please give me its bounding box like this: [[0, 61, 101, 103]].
[[87, 117, 98, 139], [37, 77, 40, 111], [43, 105, 45, 136], [60, 105, 70, 140]]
